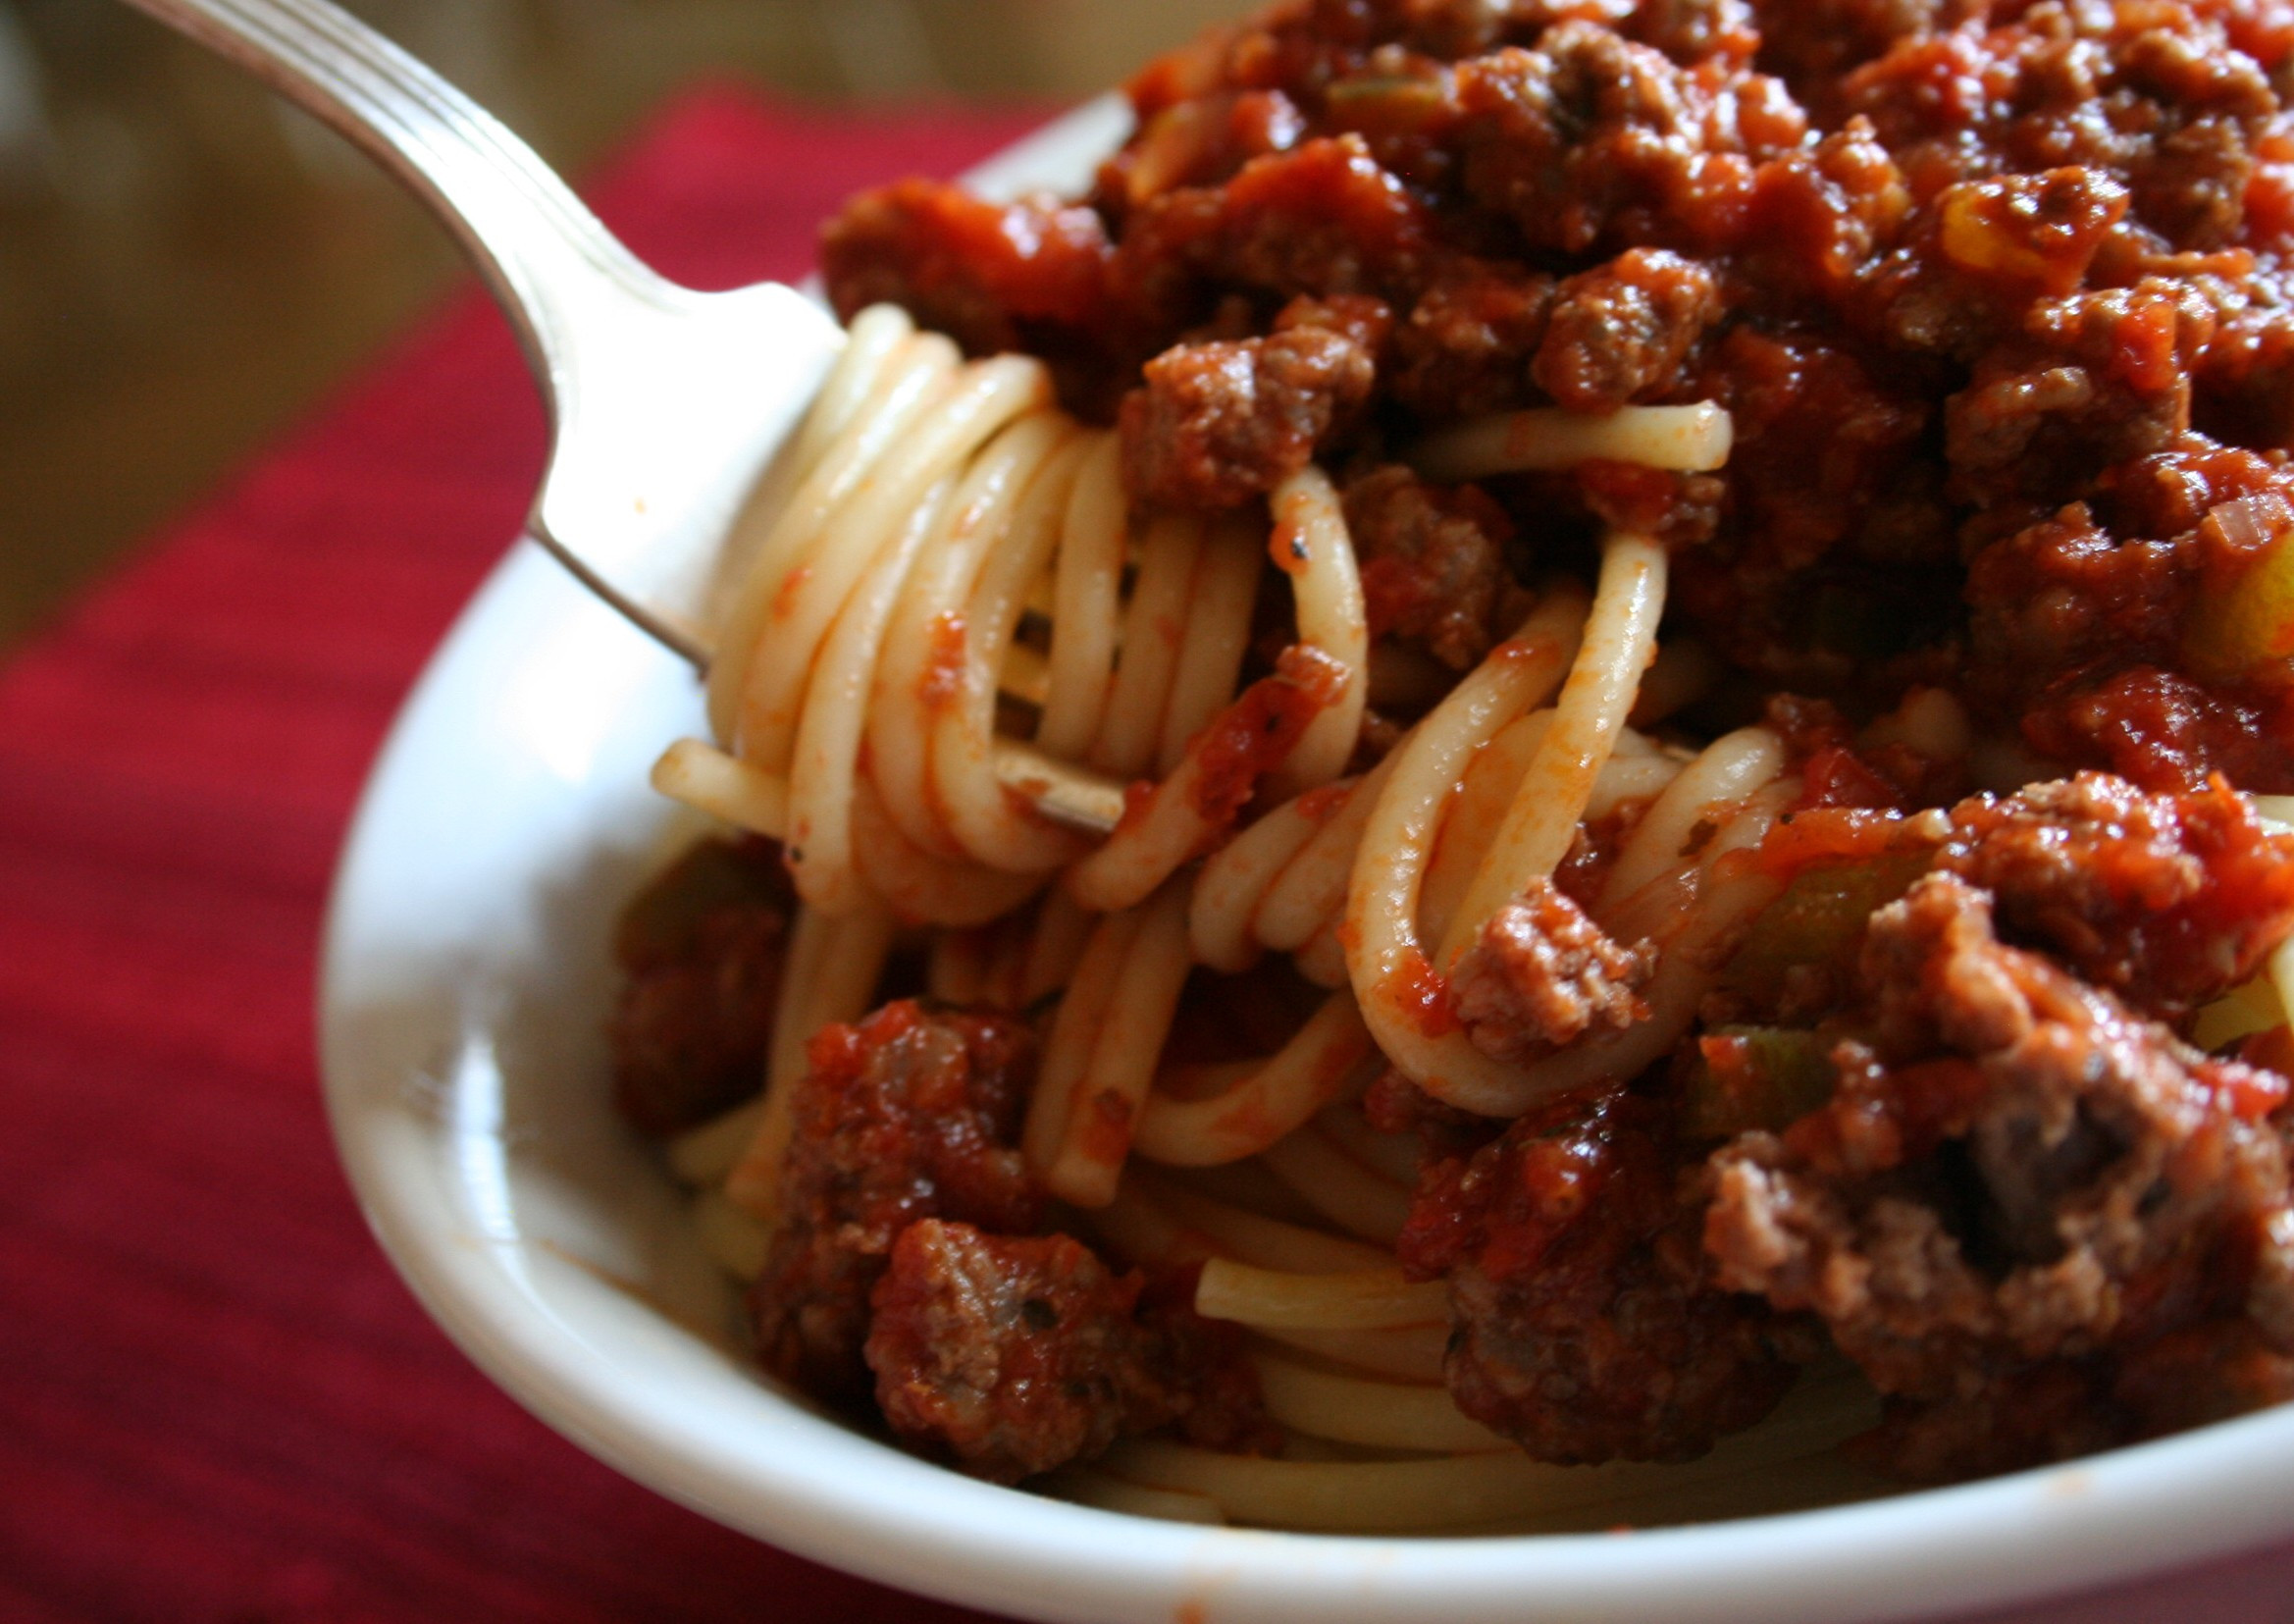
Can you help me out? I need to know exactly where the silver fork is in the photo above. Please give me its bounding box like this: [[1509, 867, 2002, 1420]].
[[125, 0, 839, 669], [123, 0, 1119, 832]]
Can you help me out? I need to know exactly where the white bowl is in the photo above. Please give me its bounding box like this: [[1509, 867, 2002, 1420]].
[[319, 101, 2294, 1624]]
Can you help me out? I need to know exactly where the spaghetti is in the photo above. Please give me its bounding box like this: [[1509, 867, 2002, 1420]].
[[605, 0, 2294, 1537]]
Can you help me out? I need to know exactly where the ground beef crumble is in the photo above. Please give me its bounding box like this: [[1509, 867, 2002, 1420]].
[[1121, 325, 1377, 508], [750, 1002, 1042, 1401], [1387, 258, 1555, 420], [1342, 463, 1518, 669], [1532, 248, 1724, 413], [1401, 1085, 1819, 1464], [1451, 878, 1657, 1065], [1937, 772, 2294, 1020], [866, 1222, 1275, 1482], [608, 836, 794, 1137]]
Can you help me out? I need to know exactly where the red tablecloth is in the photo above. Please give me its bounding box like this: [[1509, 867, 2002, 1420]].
[[3, 86, 2293, 1624]]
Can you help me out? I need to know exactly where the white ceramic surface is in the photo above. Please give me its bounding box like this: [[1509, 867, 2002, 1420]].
[[318, 100, 2294, 1624]]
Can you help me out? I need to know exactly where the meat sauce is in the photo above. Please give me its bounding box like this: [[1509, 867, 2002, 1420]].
[[613, 0, 2294, 1492], [824, 0, 2294, 777]]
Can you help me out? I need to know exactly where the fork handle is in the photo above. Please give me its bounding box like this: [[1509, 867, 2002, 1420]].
[[119, 0, 666, 407]]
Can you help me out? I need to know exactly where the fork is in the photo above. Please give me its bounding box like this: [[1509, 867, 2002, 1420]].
[[122, 0, 1118, 832], [121, 0, 840, 670]]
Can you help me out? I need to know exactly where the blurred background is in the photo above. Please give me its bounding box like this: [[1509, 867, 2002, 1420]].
[[0, 0, 1244, 653]]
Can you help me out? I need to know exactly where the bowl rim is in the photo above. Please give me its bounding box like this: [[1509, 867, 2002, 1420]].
[[317, 99, 2294, 1624]]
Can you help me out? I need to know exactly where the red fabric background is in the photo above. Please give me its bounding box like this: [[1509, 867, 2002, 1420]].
[[1, 85, 2290, 1623]]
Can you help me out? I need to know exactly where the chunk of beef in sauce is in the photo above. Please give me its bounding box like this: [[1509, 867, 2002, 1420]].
[[750, 1001, 1041, 1400], [1532, 249, 1724, 413], [609, 836, 794, 1136], [1450, 878, 1657, 1066], [2019, 665, 2294, 800], [1400, 1084, 1818, 1464], [867, 1222, 1276, 1483], [1180, 136, 1433, 305], [1387, 259, 1555, 421], [1342, 464, 1518, 670], [817, 180, 1111, 370], [1704, 872, 2294, 1480], [1936, 773, 2294, 1021], [1120, 323, 1376, 508]]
